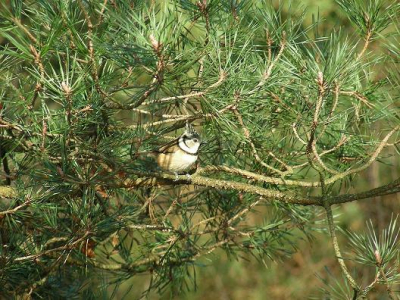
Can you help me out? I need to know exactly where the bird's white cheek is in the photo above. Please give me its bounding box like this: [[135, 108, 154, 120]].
[[178, 139, 200, 154]]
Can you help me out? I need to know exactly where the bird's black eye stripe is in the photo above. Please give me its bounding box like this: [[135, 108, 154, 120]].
[[183, 136, 190, 148]]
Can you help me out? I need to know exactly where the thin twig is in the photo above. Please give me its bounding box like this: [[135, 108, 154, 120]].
[[247, 32, 286, 95], [11, 17, 38, 44], [96, 0, 109, 26], [122, 101, 235, 129], [357, 29, 372, 60], [228, 198, 262, 225], [140, 69, 226, 106], [324, 126, 400, 185], [324, 203, 360, 292], [232, 107, 290, 176], [374, 250, 398, 300], [306, 71, 325, 154], [317, 82, 341, 140], [0, 198, 31, 216], [292, 123, 307, 145], [14, 231, 91, 262], [360, 271, 380, 297], [340, 90, 375, 108], [77, 0, 106, 98]]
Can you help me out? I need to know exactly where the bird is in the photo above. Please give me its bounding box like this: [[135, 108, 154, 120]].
[[155, 122, 203, 180]]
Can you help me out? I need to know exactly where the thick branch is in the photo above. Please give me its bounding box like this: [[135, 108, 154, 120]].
[[114, 171, 400, 206], [329, 177, 400, 205], [120, 171, 319, 205], [198, 165, 320, 187]]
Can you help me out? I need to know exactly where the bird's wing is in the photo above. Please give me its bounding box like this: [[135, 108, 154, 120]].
[[157, 139, 180, 153]]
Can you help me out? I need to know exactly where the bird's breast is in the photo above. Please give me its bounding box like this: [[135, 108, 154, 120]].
[[157, 150, 198, 172]]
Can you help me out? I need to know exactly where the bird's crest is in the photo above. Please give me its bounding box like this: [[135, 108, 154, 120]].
[[184, 121, 199, 138]]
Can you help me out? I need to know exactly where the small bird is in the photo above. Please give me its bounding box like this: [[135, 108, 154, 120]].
[[156, 122, 203, 180]]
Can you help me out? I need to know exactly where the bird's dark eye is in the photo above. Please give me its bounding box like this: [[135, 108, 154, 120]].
[[193, 139, 198, 143]]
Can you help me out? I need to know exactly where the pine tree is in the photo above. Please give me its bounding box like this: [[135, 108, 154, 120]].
[[0, 0, 399, 298]]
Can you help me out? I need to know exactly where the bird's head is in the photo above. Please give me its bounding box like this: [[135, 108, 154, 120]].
[[178, 123, 202, 154]]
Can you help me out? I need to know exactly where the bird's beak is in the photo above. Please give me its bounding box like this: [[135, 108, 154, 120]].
[[200, 140, 207, 146]]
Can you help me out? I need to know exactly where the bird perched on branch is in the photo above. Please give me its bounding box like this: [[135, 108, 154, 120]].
[[156, 122, 203, 180]]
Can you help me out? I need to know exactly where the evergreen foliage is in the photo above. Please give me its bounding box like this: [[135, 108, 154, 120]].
[[0, 0, 399, 298]]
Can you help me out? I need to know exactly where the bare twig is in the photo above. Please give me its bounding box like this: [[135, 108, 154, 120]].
[[0, 198, 32, 217], [340, 90, 375, 108], [374, 249, 397, 300], [228, 197, 262, 225], [140, 69, 226, 106], [292, 123, 307, 145], [163, 199, 179, 221], [96, 0, 109, 26], [360, 271, 380, 297], [81, 237, 232, 273], [247, 32, 286, 95], [14, 231, 91, 262], [106, 37, 209, 110], [324, 126, 400, 185], [11, 17, 38, 44], [306, 71, 325, 154], [317, 82, 341, 140], [266, 29, 272, 64], [77, 0, 107, 98], [324, 203, 360, 292], [232, 107, 291, 176], [122, 101, 235, 129], [118, 171, 319, 205], [320, 135, 349, 156], [357, 28, 372, 60]]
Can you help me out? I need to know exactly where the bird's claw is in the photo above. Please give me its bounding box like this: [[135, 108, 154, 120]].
[[173, 172, 179, 181], [172, 173, 191, 181]]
